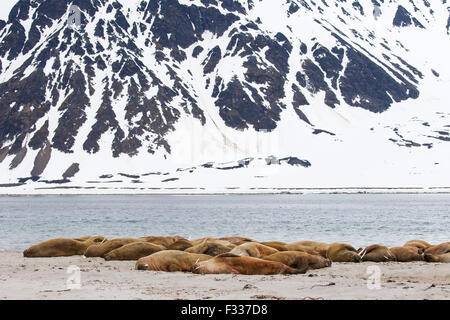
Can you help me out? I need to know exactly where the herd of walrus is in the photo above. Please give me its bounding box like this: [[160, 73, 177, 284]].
[[22, 236, 450, 275]]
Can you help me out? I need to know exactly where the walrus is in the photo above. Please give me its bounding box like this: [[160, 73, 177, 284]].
[[139, 236, 185, 248], [104, 242, 166, 261], [263, 251, 332, 271], [167, 239, 193, 251], [424, 242, 450, 255], [286, 241, 329, 257], [284, 244, 322, 256], [260, 241, 288, 251], [326, 243, 361, 262], [185, 239, 235, 256], [424, 252, 450, 263], [135, 250, 211, 272], [404, 240, 432, 251], [219, 236, 255, 245], [23, 236, 106, 258], [229, 242, 279, 258], [288, 241, 329, 249], [359, 245, 396, 262], [389, 246, 424, 262], [84, 238, 139, 257], [191, 253, 306, 275]]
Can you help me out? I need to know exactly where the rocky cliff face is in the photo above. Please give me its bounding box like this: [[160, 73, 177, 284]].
[[0, 0, 449, 192]]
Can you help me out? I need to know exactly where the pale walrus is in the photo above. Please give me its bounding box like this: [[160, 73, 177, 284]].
[[389, 246, 424, 262], [104, 242, 166, 261], [219, 236, 255, 245], [359, 245, 396, 262], [263, 251, 332, 271], [229, 242, 279, 258], [84, 238, 139, 257], [135, 250, 211, 272], [185, 239, 235, 256], [326, 243, 361, 262], [404, 240, 432, 251], [191, 253, 306, 275], [23, 236, 106, 258]]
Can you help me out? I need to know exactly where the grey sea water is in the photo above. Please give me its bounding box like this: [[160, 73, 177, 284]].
[[0, 194, 448, 250]]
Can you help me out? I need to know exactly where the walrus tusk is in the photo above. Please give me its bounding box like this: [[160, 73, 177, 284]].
[[359, 248, 368, 259]]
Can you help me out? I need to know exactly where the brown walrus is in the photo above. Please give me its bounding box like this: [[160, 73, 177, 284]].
[[359, 245, 396, 262], [263, 251, 332, 271], [389, 246, 424, 262], [135, 250, 211, 272], [326, 243, 361, 262], [284, 244, 321, 256], [104, 242, 166, 261], [191, 253, 306, 275], [84, 238, 139, 257], [260, 241, 288, 251], [185, 239, 235, 256], [219, 236, 255, 245], [167, 239, 193, 251], [286, 241, 329, 257], [424, 252, 450, 263], [229, 242, 279, 258], [23, 236, 106, 257], [139, 236, 185, 247], [404, 240, 432, 251], [424, 242, 450, 255]]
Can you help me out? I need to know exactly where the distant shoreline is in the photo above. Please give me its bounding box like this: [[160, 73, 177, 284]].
[[1, 186, 450, 196]]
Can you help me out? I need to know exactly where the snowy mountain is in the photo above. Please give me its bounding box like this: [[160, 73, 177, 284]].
[[0, 0, 449, 194]]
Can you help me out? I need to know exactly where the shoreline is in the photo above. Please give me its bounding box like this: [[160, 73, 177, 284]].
[[1, 187, 450, 196], [1, 251, 449, 300]]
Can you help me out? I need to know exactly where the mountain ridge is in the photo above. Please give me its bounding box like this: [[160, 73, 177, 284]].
[[0, 0, 449, 193]]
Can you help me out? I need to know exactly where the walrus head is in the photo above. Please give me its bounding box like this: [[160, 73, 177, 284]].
[[23, 247, 36, 257], [135, 262, 149, 270]]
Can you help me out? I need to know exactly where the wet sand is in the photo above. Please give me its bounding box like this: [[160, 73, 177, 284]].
[[0, 251, 448, 300]]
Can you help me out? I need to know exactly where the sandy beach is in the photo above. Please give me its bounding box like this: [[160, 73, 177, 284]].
[[0, 251, 448, 300]]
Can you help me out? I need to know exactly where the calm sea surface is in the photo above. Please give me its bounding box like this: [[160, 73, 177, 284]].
[[0, 194, 448, 250]]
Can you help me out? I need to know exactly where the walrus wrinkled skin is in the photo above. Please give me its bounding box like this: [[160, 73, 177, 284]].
[[104, 242, 166, 261], [229, 242, 279, 258], [424, 252, 450, 263], [263, 251, 332, 271], [286, 241, 329, 257], [326, 243, 361, 262], [219, 237, 255, 245], [191, 253, 306, 275], [260, 241, 288, 251], [167, 239, 193, 251], [389, 247, 424, 262], [185, 239, 235, 256], [84, 238, 139, 257], [424, 242, 450, 255], [23, 236, 106, 257], [359, 245, 396, 262], [135, 250, 211, 272], [404, 240, 432, 251], [423, 242, 450, 262]]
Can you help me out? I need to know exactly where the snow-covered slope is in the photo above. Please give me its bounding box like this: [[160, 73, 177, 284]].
[[0, 0, 449, 194]]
